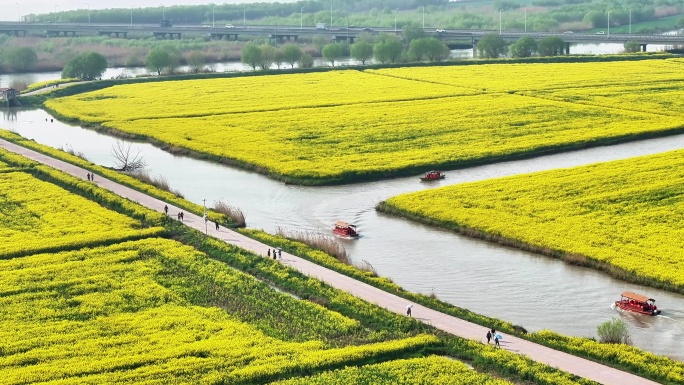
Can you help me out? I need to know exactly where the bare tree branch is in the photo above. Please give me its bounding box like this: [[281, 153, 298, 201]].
[[111, 140, 147, 172]]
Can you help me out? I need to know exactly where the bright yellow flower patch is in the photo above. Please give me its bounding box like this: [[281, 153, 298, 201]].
[[47, 70, 470, 122], [46, 59, 684, 183], [0, 238, 437, 384], [385, 149, 684, 288], [369, 59, 684, 92], [274, 356, 514, 385], [0, 171, 161, 258]]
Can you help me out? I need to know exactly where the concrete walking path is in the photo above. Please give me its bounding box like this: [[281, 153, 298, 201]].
[[0, 138, 661, 385]]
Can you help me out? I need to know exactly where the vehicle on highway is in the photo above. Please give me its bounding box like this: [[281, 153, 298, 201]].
[[225, 24, 235, 28], [160, 20, 172, 27], [316, 22, 328, 30], [596, 31, 605, 34], [363, 27, 374, 32], [202, 25, 210, 28], [563, 31, 574, 34], [436, 28, 446, 33]]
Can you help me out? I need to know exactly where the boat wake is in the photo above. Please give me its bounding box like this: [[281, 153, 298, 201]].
[[657, 315, 682, 323]]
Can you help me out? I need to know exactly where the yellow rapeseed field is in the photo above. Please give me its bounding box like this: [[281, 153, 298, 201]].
[[383, 149, 684, 289], [46, 59, 684, 183], [47, 70, 471, 122], [368, 59, 684, 92], [0, 170, 162, 258], [0, 238, 437, 384]]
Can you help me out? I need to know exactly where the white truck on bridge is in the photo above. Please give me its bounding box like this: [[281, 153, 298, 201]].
[[316, 23, 328, 30]]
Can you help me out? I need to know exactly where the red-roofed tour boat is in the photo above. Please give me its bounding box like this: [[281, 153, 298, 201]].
[[420, 170, 445, 181], [615, 292, 661, 316], [333, 221, 359, 238]]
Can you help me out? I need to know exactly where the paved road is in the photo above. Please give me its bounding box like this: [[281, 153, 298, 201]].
[[0, 138, 661, 385]]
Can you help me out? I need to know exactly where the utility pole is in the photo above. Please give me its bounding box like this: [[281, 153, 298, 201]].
[[524, 8, 527, 33], [202, 199, 207, 235], [86, 3, 90, 23], [212, 6, 215, 29], [15, 2, 20, 22], [629, 9, 632, 34], [499, 9, 502, 35], [422, 5, 425, 29], [301, 7, 304, 30], [607, 11, 610, 38], [330, 1, 333, 27]]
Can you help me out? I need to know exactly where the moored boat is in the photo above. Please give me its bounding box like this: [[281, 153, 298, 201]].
[[615, 292, 661, 315], [333, 221, 359, 238], [420, 170, 445, 181]]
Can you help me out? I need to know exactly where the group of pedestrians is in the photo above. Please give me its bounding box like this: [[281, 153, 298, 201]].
[[267, 248, 282, 260], [486, 328, 501, 347], [85, 173, 96, 182]]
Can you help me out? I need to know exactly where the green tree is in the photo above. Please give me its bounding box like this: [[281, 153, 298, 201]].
[[510, 36, 537, 58], [409, 37, 450, 62], [322, 43, 345, 66], [350, 41, 373, 64], [145, 47, 171, 75], [476, 34, 507, 59], [61, 52, 107, 80], [623, 41, 641, 53], [537, 36, 566, 57], [408, 38, 430, 61], [281, 44, 302, 68], [297, 53, 314, 68], [274, 48, 285, 69], [402, 22, 426, 43], [187, 51, 205, 73], [241, 43, 262, 70], [258, 44, 276, 70], [583, 10, 605, 28], [373, 35, 404, 64], [4, 47, 38, 71], [597, 318, 631, 344]]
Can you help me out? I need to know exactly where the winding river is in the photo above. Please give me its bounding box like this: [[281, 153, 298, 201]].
[[2, 107, 683, 360]]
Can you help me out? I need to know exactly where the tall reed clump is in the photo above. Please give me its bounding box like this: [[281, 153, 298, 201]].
[[214, 199, 246, 228], [128, 170, 185, 198], [276, 227, 350, 264]]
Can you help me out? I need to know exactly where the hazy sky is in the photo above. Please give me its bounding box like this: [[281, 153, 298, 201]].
[[1, 1, 296, 21]]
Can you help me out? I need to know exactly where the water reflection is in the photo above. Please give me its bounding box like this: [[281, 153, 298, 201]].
[[2, 107, 684, 359]]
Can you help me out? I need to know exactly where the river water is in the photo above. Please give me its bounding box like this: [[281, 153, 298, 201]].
[[1, 107, 683, 360]]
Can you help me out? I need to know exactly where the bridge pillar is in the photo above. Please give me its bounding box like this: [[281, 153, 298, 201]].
[[641, 44, 647, 52], [565, 42, 570, 55]]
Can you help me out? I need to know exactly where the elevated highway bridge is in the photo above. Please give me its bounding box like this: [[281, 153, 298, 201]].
[[0, 22, 682, 51]]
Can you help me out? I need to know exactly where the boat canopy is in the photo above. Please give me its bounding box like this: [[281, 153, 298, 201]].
[[621, 292, 654, 303], [335, 220, 355, 228]]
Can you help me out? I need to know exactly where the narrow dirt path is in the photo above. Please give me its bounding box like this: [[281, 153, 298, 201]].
[[0, 138, 661, 385]]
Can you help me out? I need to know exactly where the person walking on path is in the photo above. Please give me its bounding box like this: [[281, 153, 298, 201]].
[[177, 212, 181, 220], [91, 173, 95, 181], [406, 304, 413, 317], [215, 221, 219, 231], [278, 249, 282, 259], [180, 212, 184, 221], [164, 205, 168, 215], [267, 249, 271, 258], [494, 335, 500, 348], [486, 330, 492, 344], [86, 173, 91, 181]]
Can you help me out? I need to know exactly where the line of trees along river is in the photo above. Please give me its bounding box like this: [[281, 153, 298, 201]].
[[1, 107, 683, 360]]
